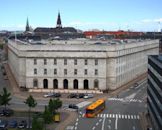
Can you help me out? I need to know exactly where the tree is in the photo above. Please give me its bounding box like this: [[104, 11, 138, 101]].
[[42, 106, 52, 130], [48, 98, 62, 115], [0, 88, 11, 110], [24, 95, 37, 130], [32, 117, 44, 130]]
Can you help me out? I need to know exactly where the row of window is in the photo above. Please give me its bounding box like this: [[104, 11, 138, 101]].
[[34, 68, 98, 75], [34, 59, 98, 65], [33, 79, 99, 89]]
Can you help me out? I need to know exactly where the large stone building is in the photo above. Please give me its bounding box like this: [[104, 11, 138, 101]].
[[8, 39, 159, 91], [148, 55, 162, 130]]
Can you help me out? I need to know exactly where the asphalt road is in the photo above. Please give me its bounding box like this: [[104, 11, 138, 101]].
[[66, 80, 147, 130]]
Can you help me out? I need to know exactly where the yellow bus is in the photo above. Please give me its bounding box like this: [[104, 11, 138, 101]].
[[85, 99, 105, 118]]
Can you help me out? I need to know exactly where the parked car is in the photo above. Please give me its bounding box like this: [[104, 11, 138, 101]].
[[0, 120, 7, 128], [53, 93, 61, 98], [8, 120, 17, 128], [68, 104, 78, 109], [0, 108, 13, 116], [134, 83, 139, 88], [84, 94, 94, 99], [43, 92, 61, 98], [18, 120, 27, 129], [67, 93, 78, 98], [77, 93, 85, 98]]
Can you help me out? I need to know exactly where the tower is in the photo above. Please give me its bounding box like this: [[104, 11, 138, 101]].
[[56, 12, 62, 28], [26, 17, 30, 32]]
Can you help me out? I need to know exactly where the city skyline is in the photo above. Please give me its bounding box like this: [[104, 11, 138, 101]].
[[0, 0, 162, 31]]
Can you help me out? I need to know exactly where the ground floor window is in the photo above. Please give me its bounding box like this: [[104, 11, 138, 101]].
[[63, 79, 68, 89], [53, 79, 58, 89], [33, 79, 38, 87], [73, 79, 78, 89], [94, 79, 99, 89], [84, 79, 89, 89], [43, 79, 48, 89]]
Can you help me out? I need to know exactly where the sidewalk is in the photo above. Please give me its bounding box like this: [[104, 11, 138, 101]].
[[140, 112, 153, 130]]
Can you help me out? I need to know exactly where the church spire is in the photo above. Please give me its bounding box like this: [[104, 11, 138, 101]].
[[26, 17, 30, 31], [56, 12, 62, 28]]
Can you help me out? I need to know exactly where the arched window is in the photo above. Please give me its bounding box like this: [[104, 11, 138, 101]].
[[33, 79, 38, 87], [94, 79, 99, 89], [63, 79, 68, 89], [43, 79, 48, 89], [73, 79, 78, 89], [84, 79, 89, 89], [53, 79, 58, 89]]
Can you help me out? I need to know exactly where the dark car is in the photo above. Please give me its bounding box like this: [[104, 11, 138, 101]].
[[134, 83, 139, 88], [68, 93, 78, 98], [8, 120, 17, 128], [68, 104, 78, 109], [0, 109, 13, 116], [77, 93, 85, 98], [53, 93, 61, 98], [0, 120, 8, 128], [18, 120, 27, 129]]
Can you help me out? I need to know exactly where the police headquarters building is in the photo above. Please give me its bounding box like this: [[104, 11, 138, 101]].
[[8, 39, 159, 91]]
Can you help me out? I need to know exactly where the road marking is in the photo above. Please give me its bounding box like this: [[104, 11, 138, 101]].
[[137, 115, 140, 119], [131, 115, 134, 119], [115, 117, 118, 130], [76, 118, 78, 122], [92, 126, 95, 130], [81, 113, 140, 120], [99, 119, 102, 122], [108, 98, 143, 103], [96, 122, 99, 126], [108, 125, 111, 129], [102, 118, 106, 130]]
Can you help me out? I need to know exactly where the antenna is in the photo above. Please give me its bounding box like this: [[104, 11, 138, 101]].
[[15, 31, 17, 42]]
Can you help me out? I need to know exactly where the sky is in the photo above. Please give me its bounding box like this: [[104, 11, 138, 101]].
[[0, 0, 162, 31]]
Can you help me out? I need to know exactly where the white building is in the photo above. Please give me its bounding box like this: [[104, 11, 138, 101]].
[[8, 39, 159, 91]]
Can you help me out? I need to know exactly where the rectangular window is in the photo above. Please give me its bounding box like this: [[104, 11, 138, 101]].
[[64, 59, 67, 65], [95, 69, 98, 75], [84, 69, 87, 75], [34, 59, 37, 65], [64, 69, 67, 75], [85, 59, 88, 65], [34, 68, 37, 75], [74, 59, 77, 65], [44, 59, 47, 65], [95, 59, 98, 65], [44, 69, 47, 75], [54, 69, 57, 75], [74, 69, 77, 75], [54, 59, 57, 65]]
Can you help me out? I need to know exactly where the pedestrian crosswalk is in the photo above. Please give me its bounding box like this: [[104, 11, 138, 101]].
[[108, 98, 143, 103], [80, 113, 140, 120]]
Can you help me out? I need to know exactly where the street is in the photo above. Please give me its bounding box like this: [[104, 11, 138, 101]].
[[66, 80, 147, 130]]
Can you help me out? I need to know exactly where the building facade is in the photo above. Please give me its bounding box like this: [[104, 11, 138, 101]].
[[8, 39, 159, 91], [148, 55, 162, 130]]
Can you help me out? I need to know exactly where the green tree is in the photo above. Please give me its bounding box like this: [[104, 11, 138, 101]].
[[32, 117, 44, 130], [0, 88, 11, 110], [48, 98, 62, 115], [24, 95, 37, 130], [43, 106, 52, 130]]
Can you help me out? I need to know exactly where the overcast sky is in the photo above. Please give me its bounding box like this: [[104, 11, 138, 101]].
[[0, 0, 162, 31]]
